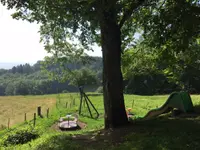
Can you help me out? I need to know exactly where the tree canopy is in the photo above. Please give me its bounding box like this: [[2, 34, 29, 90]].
[[135, 0, 200, 57]]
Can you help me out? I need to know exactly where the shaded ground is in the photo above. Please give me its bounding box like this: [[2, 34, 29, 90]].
[[72, 116, 200, 150]]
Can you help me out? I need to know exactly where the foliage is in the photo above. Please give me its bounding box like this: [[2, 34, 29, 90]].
[[0, 57, 102, 96], [122, 44, 178, 95], [128, 0, 200, 78], [4, 129, 39, 146], [122, 45, 159, 80], [41, 54, 99, 87], [134, 0, 200, 51], [122, 34, 200, 94], [68, 68, 97, 87]]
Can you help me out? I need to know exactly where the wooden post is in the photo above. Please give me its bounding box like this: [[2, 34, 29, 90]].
[[132, 100, 134, 108], [33, 113, 36, 127], [24, 113, 27, 121], [8, 118, 10, 129], [47, 108, 49, 118], [37, 106, 42, 117]]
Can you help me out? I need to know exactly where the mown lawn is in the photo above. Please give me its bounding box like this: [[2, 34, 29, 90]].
[[1, 93, 200, 150]]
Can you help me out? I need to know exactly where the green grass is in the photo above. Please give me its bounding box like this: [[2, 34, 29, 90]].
[[1, 93, 200, 150]]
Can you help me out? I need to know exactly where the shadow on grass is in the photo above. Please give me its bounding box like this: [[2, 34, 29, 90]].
[[121, 118, 200, 150], [116, 106, 200, 150], [193, 105, 200, 114], [35, 107, 200, 150]]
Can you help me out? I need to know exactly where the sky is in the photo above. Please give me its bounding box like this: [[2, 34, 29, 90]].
[[0, 4, 102, 67]]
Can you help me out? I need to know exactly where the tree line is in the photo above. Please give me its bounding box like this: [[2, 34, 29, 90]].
[[0, 57, 102, 96], [1, 51, 200, 96]]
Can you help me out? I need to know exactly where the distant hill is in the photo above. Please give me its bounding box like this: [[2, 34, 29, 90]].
[[0, 57, 103, 96]]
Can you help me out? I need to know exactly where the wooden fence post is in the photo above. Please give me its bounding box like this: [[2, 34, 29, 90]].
[[8, 118, 10, 129], [24, 113, 27, 121], [47, 108, 49, 118], [33, 113, 36, 127], [132, 100, 134, 108], [37, 106, 42, 117]]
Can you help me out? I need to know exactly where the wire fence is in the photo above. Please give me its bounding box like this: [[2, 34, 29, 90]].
[[0, 94, 80, 132]]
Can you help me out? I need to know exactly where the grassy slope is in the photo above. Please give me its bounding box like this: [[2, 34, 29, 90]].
[[1, 93, 200, 150]]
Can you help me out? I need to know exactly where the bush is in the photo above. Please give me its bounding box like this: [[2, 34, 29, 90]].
[[4, 129, 39, 146], [95, 86, 103, 93]]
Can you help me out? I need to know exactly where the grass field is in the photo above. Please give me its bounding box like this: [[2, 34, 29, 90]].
[[0, 95, 57, 128], [1, 93, 200, 150]]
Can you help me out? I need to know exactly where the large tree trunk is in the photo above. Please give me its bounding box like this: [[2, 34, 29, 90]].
[[100, 11, 129, 129]]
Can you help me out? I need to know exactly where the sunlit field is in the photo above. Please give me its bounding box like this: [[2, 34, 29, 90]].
[[0, 95, 57, 128], [1, 93, 200, 128]]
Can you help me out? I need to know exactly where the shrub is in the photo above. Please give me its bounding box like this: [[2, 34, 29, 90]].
[[4, 129, 39, 146]]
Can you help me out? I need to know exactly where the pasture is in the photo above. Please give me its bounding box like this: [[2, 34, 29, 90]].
[[1, 93, 200, 127], [0, 95, 56, 128]]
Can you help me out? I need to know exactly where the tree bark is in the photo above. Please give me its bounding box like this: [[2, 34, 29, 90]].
[[100, 11, 129, 129]]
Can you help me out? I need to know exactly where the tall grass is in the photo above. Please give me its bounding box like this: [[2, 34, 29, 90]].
[[0, 95, 57, 127]]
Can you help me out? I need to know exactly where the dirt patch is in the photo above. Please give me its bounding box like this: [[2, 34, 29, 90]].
[[51, 120, 87, 132]]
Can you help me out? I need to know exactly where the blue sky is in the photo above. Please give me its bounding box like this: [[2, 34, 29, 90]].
[[0, 4, 102, 65]]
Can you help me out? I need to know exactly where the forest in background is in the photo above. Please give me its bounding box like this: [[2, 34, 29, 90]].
[[0, 51, 200, 96], [0, 57, 102, 96]]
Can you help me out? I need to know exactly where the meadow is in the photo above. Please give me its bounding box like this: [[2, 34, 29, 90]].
[[0, 95, 57, 128], [0, 93, 168, 128], [1, 93, 200, 150]]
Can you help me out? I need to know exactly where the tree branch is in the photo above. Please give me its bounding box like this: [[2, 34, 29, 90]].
[[119, 0, 146, 29]]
